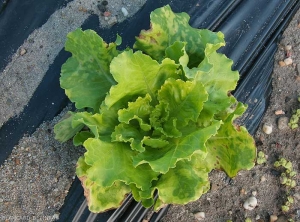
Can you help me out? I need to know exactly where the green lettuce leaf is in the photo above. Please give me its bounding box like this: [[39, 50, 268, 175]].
[[157, 78, 208, 129], [60, 29, 119, 111], [54, 112, 84, 142], [132, 121, 221, 174], [111, 122, 148, 152], [134, 5, 225, 67], [105, 50, 179, 108], [118, 94, 153, 131], [195, 52, 239, 125], [73, 131, 94, 146]]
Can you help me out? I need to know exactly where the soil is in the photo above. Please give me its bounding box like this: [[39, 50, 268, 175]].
[[0, 1, 300, 222]]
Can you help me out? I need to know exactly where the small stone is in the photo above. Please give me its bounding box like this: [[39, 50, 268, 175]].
[[275, 110, 285, 115], [262, 123, 272, 134], [53, 188, 58, 192], [0, 198, 3, 202], [78, 6, 87, 12], [278, 61, 286, 67], [194, 212, 205, 221], [97, 4, 106, 13], [243, 196, 258, 210], [14, 158, 20, 165], [252, 191, 257, 196], [211, 183, 219, 191], [101, 0, 108, 6], [277, 117, 289, 130], [121, 7, 129, 17], [256, 215, 261, 220], [297, 209, 300, 218], [19, 48, 27, 56], [107, 16, 118, 26], [276, 215, 287, 222], [285, 45, 292, 51], [52, 213, 60, 220], [269, 215, 277, 222], [294, 193, 300, 200], [103, 11, 111, 17], [284, 57, 293, 66], [240, 188, 246, 195], [260, 176, 266, 182]]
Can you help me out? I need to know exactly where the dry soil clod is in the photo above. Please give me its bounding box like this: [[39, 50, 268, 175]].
[[277, 116, 289, 130]]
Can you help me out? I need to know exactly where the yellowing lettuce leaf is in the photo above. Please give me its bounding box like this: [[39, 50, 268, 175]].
[[154, 154, 210, 210], [205, 103, 256, 177], [83, 138, 159, 190], [76, 156, 131, 213], [134, 5, 225, 67]]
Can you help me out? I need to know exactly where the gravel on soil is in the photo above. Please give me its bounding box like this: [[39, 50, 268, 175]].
[[0, 105, 84, 220]]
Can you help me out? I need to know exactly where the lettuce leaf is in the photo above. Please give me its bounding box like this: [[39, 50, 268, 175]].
[[154, 154, 210, 210], [105, 50, 179, 108], [60, 29, 119, 111], [134, 5, 225, 67]]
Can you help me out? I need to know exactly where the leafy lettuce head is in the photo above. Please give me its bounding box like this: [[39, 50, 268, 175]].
[[54, 5, 256, 213]]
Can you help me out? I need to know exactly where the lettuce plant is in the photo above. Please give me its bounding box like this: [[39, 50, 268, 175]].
[[54, 5, 256, 213]]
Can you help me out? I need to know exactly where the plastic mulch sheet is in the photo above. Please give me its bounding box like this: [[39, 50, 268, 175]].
[[0, 0, 299, 221]]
